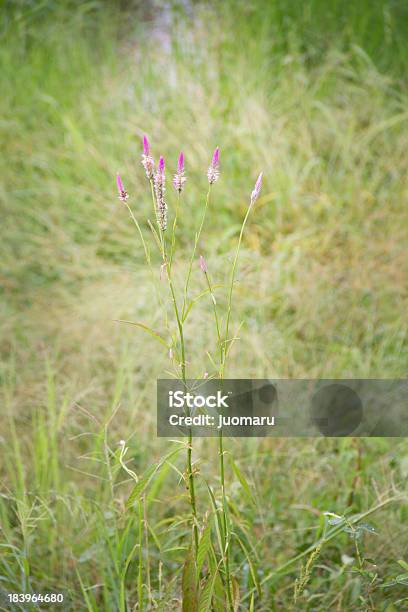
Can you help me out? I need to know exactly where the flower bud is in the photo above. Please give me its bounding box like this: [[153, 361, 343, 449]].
[[199, 255, 208, 273], [116, 173, 128, 201], [207, 146, 220, 184], [141, 134, 154, 180], [250, 172, 263, 205], [173, 151, 187, 192]]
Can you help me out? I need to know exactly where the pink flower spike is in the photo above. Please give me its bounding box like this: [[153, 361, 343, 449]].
[[116, 173, 128, 202], [178, 151, 184, 173], [207, 146, 220, 184], [154, 157, 167, 230], [250, 171, 263, 205], [173, 152, 187, 192], [199, 255, 208, 273], [141, 135, 154, 180], [143, 135, 150, 156]]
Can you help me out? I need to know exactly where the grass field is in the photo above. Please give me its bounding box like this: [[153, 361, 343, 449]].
[[1, 1, 408, 609]]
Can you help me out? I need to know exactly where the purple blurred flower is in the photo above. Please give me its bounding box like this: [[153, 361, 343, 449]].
[[141, 134, 154, 180], [178, 151, 184, 173], [250, 171, 263, 205], [143, 135, 150, 156], [207, 146, 220, 184], [154, 156, 167, 231], [116, 173, 128, 202], [199, 255, 208, 273], [173, 151, 187, 192]]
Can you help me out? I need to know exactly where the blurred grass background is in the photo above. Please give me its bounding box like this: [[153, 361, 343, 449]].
[[1, 0, 408, 609]]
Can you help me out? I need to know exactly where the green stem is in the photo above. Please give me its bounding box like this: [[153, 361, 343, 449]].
[[188, 430, 199, 553], [218, 430, 233, 610], [138, 500, 143, 612], [149, 177, 199, 556], [204, 272, 222, 365], [124, 201, 150, 265], [165, 253, 199, 554], [204, 271, 233, 609], [182, 185, 211, 320], [221, 200, 254, 378], [169, 191, 181, 270], [343, 516, 364, 569], [212, 198, 255, 608]]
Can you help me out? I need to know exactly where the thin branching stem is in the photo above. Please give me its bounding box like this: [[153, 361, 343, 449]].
[[138, 500, 144, 612], [204, 270, 233, 609], [221, 199, 254, 378], [169, 191, 181, 270], [212, 196, 255, 609], [204, 272, 222, 364], [124, 201, 150, 264], [182, 185, 211, 319], [148, 185, 199, 556]]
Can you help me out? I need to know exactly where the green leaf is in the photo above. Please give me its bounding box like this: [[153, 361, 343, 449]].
[[208, 545, 226, 612], [146, 523, 162, 552], [397, 560, 408, 572], [328, 516, 344, 525], [146, 461, 170, 509], [360, 522, 377, 534], [126, 447, 182, 509], [198, 572, 217, 612], [234, 533, 261, 596], [396, 573, 408, 585], [364, 557, 377, 565], [182, 549, 198, 612], [182, 285, 225, 323], [76, 568, 96, 612], [205, 483, 225, 552], [126, 464, 157, 508], [197, 519, 213, 576], [212, 572, 226, 612], [381, 573, 408, 588], [229, 457, 256, 506], [115, 320, 169, 349], [147, 219, 162, 252]]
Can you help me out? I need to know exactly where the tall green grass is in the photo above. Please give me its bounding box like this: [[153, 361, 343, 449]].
[[1, 1, 408, 609]]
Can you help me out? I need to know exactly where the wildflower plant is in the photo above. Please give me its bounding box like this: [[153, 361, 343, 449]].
[[116, 135, 262, 609]]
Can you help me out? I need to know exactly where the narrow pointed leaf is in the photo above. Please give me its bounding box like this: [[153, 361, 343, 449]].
[[198, 572, 217, 612], [197, 519, 213, 576], [116, 320, 169, 349], [230, 457, 256, 506], [126, 447, 182, 509], [182, 549, 198, 612]]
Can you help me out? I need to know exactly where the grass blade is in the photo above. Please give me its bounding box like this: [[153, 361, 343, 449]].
[[115, 320, 170, 349], [229, 456, 256, 507]]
